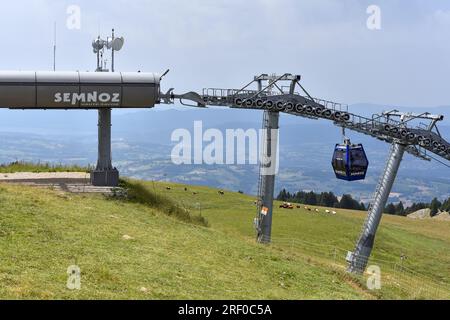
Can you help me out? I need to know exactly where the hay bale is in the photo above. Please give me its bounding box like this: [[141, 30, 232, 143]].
[[433, 211, 450, 221], [407, 208, 431, 219]]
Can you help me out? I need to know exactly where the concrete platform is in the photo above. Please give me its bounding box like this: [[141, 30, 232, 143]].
[[0, 172, 121, 194]]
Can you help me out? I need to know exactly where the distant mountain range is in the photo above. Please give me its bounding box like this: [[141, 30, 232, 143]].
[[0, 103, 449, 204]]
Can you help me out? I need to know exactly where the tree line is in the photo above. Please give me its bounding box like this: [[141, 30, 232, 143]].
[[276, 189, 366, 211], [277, 189, 450, 216], [388, 197, 450, 217]]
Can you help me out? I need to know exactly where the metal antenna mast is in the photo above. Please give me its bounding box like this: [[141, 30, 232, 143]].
[[111, 29, 115, 72], [53, 22, 56, 71]]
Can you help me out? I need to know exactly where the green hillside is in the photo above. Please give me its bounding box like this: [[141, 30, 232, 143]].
[[0, 178, 449, 299]]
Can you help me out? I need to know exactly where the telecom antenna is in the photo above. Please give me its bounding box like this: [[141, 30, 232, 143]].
[[92, 30, 124, 72]]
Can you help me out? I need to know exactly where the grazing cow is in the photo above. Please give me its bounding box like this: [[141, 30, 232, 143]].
[[166, 187, 171, 190], [184, 187, 188, 191], [315, 208, 320, 213], [218, 191, 225, 195], [280, 202, 294, 209], [193, 192, 198, 195], [332, 211, 337, 215], [325, 210, 331, 214]]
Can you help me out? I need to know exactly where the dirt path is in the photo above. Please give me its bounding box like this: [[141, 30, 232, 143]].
[[0, 172, 89, 181]]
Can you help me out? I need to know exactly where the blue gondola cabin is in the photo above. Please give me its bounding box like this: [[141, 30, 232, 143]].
[[332, 141, 369, 181]]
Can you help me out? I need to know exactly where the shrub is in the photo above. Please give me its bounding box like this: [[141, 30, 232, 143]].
[[117, 179, 208, 227]]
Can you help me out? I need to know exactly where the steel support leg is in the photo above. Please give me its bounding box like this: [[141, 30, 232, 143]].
[[257, 111, 279, 244], [91, 108, 119, 186], [347, 142, 405, 273]]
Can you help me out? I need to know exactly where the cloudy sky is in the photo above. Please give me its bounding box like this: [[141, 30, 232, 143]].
[[0, 0, 449, 107]]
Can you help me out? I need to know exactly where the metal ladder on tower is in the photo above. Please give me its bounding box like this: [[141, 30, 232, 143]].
[[255, 111, 269, 239], [348, 182, 382, 269]]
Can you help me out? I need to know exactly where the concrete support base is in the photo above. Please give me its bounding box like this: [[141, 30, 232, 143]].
[[90, 168, 119, 187]]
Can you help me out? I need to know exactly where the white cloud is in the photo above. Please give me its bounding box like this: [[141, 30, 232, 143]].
[[433, 9, 450, 25]]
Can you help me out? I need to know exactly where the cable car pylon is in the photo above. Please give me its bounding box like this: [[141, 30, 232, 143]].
[[347, 142, 405, 273], [254, 75, 297, 244], [255, 109, 279, 243]]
